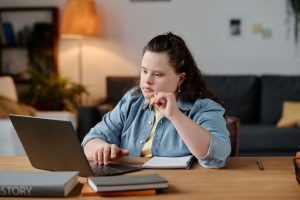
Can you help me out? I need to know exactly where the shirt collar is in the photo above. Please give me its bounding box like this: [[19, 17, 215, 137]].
[[177, 96, 193, 111]]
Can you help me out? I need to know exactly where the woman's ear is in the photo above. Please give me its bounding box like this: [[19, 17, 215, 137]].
[[178, 72, 186, 86]]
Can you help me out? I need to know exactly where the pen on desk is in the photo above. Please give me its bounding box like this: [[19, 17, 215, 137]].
[[256, 159, 264, 170]]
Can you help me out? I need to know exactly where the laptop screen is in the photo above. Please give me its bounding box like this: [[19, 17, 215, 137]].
[[9, 114, 93, 176]]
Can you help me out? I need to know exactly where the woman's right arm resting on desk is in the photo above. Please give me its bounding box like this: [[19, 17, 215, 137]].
[[82, 94, 131, 165]]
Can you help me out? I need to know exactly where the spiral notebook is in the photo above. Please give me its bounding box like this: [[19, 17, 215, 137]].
[[142, 155, 194, 169]]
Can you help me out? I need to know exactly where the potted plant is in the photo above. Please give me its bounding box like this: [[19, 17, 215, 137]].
[[287, 0, 300, 45], [23, 67, 87, 111], [21, 22, 88, 111]]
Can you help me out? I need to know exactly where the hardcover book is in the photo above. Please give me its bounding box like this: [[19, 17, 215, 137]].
[[87, 174, 168, 192], [2, 22, 16, 45], [0, 171, 79, 197]]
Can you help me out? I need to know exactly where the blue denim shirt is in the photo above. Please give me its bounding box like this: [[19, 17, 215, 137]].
[[82, 88, 231, 168]]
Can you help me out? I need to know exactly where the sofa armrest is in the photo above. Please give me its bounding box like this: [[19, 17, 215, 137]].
[[225, 116, 240, 157]]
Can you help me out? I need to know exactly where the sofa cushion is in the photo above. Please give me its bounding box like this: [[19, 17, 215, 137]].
[[239, 124, 300, 156], [260, 75, 300, 124], [205, 75, 260, 123]]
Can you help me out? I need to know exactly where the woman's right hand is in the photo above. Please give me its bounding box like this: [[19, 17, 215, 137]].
[[83, 138, 130, 165]]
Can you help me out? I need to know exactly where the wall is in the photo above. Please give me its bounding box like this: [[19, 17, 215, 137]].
[[1, 0, 300, 105]]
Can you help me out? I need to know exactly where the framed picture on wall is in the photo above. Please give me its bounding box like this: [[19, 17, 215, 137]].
[[229, 18, 241, 36], [225, 15, 245, 40]]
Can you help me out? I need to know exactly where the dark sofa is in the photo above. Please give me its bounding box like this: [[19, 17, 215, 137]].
[[205, 75, 300, 156], [78, 75, 300, 156]]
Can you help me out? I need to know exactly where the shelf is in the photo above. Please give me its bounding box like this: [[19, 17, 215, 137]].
[[0, 44, 51, 49], [0, 44, 27, 49], [0, 6, 58, 79]]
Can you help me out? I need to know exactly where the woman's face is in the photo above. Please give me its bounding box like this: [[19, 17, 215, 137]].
[[140, 51, 185, 99]]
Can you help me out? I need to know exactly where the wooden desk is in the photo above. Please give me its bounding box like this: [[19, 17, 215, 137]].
[[0, 156, 299, 200]]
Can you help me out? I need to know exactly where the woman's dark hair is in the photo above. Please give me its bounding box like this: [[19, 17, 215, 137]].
[[141, 32, 224, 106]]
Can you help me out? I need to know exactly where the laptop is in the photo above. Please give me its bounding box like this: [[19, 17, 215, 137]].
[[9, 114, 141, 177]]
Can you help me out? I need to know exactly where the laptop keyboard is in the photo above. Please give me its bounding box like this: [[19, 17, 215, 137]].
[[89, 162, 141, 176]]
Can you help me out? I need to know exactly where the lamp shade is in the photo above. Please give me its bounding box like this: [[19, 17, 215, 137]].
[[61, 0, 100, 37]]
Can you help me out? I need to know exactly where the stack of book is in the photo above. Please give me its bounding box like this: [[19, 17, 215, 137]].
[[82, 174, 168, 197]]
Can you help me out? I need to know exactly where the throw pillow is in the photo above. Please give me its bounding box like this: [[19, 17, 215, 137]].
[[0, 94, 36, 118], [277, 101, 300, 128]]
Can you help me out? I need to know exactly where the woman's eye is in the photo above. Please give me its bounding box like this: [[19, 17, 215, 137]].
[[154, 73, 162, 77]]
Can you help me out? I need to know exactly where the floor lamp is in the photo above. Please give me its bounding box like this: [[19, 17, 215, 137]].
[[61, 0, 100, 105]]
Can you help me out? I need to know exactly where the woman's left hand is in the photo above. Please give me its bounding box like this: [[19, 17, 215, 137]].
[[150, 92, 180, 118]]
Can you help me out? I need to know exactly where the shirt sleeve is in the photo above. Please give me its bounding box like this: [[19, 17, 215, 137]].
[[81, 91, 131, 148], [192, 99, 231, 168]]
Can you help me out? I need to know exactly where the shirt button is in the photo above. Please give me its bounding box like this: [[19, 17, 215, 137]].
[[139, 140, 144, 144], [148, 120, 152, 124]]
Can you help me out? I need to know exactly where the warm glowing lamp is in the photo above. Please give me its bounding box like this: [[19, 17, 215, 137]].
[[61, 0, 100, 104], [61, 0, 100, 37]]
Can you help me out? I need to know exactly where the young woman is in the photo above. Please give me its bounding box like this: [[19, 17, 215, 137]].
[[82, 32, 231, 168]]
